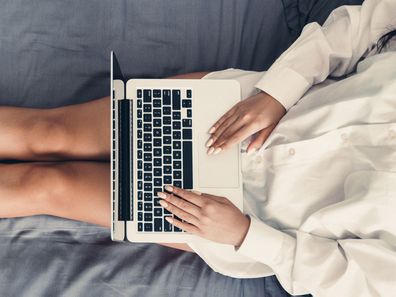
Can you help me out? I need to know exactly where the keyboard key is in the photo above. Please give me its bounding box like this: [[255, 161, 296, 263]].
[[144, 183, 153, 191], [143, 133, 152, 142], [154, 168, 162, 176], [164, 217, 172, 231], [144, 213, 153, 221], [163, 106, 171, 115], [187, 89, 192, 98], [137, 89, 142, 98], [154, 158, 162, 166], [143, 114, 152, 122], [144, 173, 152, 181], [173, 151, 182, 159], [173, 121, 181, 130], [138, 223, 143, 231], [163, 136, 171, 144], [143, 153, 152, 162], [163, 146, 171, 154], [182, 119, 192, 127], [143, 90, 151, 102], [153, 109, 161, 117], [143, 124, 152, 132], [143, 104, 152, 112], [164, 166, 172, 174], [153, 99, 161, 107], [173, 161, 181, 169], [174, 180, 182, 188], [138, 191, 142, 200], [154, 178, 162, 186], [153, 118, 161, 127], [144, 163, 152, 171], [154, 218, 163, 231], [173, 111, 181, 120], [163, 116, 171, 125], [163, 126, 171, 135], [138, 202, 143, 210], [144, 193, 153, 201], [182, 100, 192, 108], [173, 131, 181, 139], [163, 90, 171, 105], [173, 170, 182, 179], [137, 129, 142, 138], [137, 160, 142, 169], [154, 208, 162, 217], [137, 150, 142, 159], [172, 90, 181, 110], [153, 129, 161, 137], [183, 129, 192, 140], [174, 226, 182, 232], [182, 141, 193, 189], [144, 203, 153, 211], [137, 140, 142, 149], [187, 109, 192, 118], [144, 223, 153, 231], [164, 175, 172, 184], [137, 120, 142, 128], [153, 138, 162, 147], [143, 143, 152, 151], [154, 198, 161, 206], [137, 170, 143, 179], [164, 209, 172, 214], [138, 212, 143, 221], [137, 99, 142, 108], [137, 110, 142, 118], [163, 155, 172, 164], [154, 188, 161, 196], [153, 148, 161, 156], [153, 89, 161, 98], [173, 141, 181, 149]]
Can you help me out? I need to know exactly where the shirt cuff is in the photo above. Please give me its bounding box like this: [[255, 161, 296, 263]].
[[254, 67, 311, 111], [234, 215, 286, 266]]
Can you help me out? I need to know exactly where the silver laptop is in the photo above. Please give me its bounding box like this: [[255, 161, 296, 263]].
[[111, 52, 243, 243]]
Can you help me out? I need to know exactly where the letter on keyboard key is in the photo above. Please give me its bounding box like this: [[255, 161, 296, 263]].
[[144, 203, 153, 211], [144, 223, 153, 231], [153, 89, 161, 98]]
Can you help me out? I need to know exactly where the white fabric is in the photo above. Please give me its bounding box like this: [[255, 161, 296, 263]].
[[187, 1, 396, 296]]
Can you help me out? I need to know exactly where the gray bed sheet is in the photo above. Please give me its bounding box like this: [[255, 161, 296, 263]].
[[0, 0, 362, 296]]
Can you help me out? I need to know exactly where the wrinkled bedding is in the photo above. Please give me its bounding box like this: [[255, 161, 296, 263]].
[[0, 0, 362, 296]]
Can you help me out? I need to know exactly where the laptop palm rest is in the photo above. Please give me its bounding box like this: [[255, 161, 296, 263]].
[[197, 133, 239, 188]]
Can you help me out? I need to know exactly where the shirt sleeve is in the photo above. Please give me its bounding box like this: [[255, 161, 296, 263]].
[[255, 0, 396, 110]]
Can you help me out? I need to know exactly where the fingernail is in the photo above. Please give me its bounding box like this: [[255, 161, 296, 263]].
[[247, 148, 256, 155], [158, 192, 167, 199], [207, 147, 215, 155], [206, 138, 214, 147], [165, 216, 173, 223], [165, 185, 173, 192], [159, 200, 168, 207], [213, 147, 222, 155], [209, 127, 216, 134], [191, 190, 202, 195]]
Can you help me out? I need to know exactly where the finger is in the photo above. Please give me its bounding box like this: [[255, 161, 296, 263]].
[[209, 105, 238, 134], [159, 191, 202, 218], [160, 199, 201, 226], [207, 116, 241, 150], [212, 121, 247, 148], [200, 193, 227, 204], [165, 216, 201, 234], [246, 125, 275, 153], [218, 125, 256, 151], [164, 185, 205, 207]]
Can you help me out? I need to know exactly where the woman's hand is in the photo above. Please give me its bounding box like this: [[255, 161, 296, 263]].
[[206, 91, 286, 154], [158, 186, 250, 247]]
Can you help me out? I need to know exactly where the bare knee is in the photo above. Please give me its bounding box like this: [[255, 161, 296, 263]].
[[26, 112, 71, 158], [20, 162, 72, 215]]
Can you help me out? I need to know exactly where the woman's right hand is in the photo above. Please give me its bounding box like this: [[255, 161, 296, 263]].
[[206, 91, 286, 154]]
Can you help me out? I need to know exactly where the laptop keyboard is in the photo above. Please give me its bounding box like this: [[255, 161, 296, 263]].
[[136, 88, 193, 232]]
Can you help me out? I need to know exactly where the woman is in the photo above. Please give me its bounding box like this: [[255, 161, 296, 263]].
[[1, 0, 395, 296]]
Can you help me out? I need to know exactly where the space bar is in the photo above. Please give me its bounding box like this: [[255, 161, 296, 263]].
[[182, 141, 193, 189]]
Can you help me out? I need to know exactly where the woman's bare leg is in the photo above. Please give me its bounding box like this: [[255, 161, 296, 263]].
[[0, 72, 209, 162], [0, 161, 193, 252]]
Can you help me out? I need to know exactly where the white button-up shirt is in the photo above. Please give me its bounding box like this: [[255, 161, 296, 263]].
[[187, 1, 396, 296]]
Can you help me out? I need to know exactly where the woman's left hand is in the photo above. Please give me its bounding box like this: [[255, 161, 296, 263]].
[[158, 186, 250, 247]]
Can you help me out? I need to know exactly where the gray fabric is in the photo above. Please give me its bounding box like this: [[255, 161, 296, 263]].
[[0, 0, 357, 296]]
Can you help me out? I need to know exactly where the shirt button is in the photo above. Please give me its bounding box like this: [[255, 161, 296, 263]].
[[289, 148, 295, 156], [255, 155, 263, 164]]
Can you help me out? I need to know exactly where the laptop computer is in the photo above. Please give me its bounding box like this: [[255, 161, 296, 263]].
[[111, 52, 243, 243]]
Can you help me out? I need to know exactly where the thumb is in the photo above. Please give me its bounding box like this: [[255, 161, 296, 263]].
[[246, 125, 275, 153]]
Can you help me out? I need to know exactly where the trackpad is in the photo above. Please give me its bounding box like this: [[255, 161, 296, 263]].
[[197, 134, 239, 188]]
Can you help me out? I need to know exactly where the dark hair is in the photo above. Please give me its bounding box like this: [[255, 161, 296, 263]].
[[377, 29, 396, 52]]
